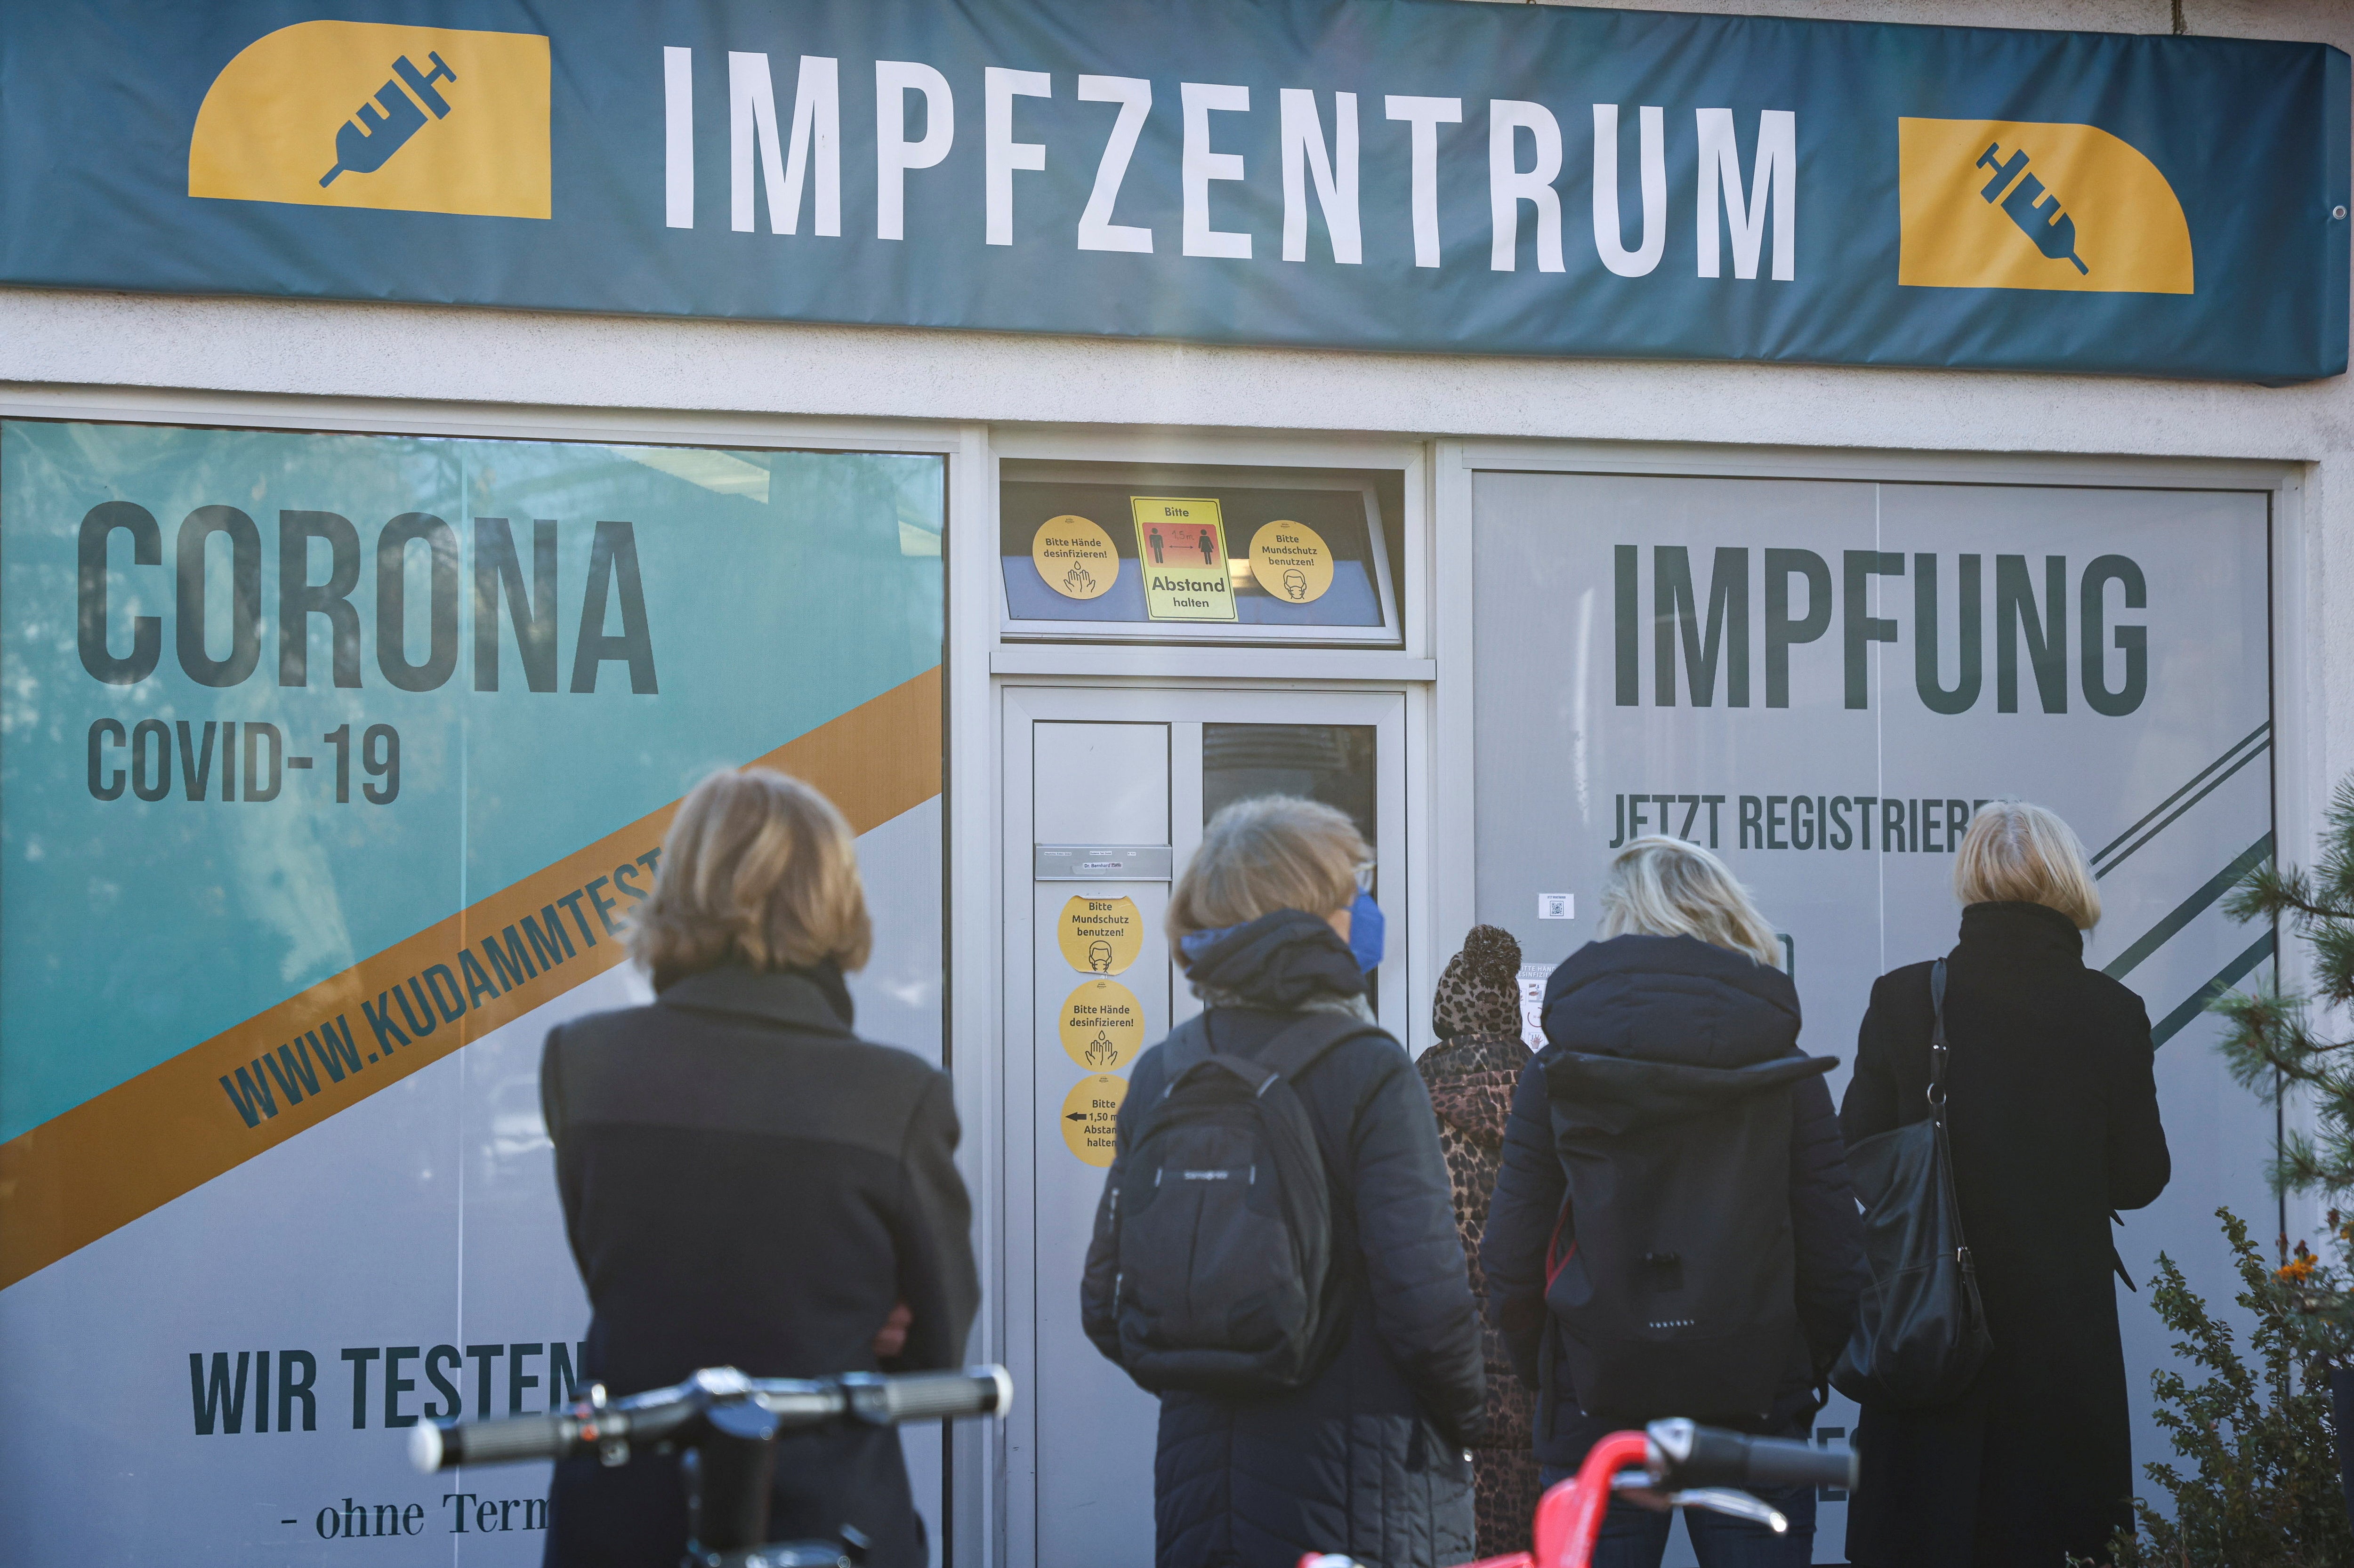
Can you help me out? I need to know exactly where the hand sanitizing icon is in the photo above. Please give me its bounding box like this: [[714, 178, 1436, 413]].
[[320, 52, 458, 188], [1974, 141, 2090, 275]]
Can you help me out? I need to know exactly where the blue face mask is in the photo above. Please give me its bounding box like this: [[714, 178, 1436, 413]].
[[1347, 889, 1385, 973]]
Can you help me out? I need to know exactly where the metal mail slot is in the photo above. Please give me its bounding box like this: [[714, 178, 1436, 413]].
[[1034, 844, 1173, 882]]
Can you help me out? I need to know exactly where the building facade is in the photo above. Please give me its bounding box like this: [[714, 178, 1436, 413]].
[[0, 2, 2347, 1564]]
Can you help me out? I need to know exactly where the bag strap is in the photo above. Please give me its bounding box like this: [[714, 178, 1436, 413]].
[[1925, 957, 1982, 1292], [1926, 958, 1951, 1129]]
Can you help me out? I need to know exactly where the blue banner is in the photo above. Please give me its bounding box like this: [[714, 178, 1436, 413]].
[[0, 0, 2344, 382]]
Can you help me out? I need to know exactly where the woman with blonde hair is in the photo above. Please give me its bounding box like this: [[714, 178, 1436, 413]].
[[539, 769, 977, 1568], [1081, 795, 1485, 1568], [1840, 802, 2169, 1568], [1481, 836, 1865, 1568]]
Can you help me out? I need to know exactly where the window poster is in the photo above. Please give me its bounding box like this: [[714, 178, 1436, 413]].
[[0, 422, 946, 1564], [1472, 471, 2273, 1559]]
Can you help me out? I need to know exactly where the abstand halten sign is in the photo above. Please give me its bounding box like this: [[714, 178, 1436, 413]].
[[0, 0, 2343, 382]]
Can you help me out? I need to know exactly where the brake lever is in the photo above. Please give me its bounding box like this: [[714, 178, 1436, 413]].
[[1607, 1473, 1788, 1534]]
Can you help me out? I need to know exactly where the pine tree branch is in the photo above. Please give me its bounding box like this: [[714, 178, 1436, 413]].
[[2227, 863, 2354, 931]]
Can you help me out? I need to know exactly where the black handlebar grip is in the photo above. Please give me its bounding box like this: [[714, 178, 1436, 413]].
[[1732, 1434, 1857, 1490], [841, 1367, 1014, 1426], [413, 1413, 574, 1471], [1646, 1420, 1856, 1491]]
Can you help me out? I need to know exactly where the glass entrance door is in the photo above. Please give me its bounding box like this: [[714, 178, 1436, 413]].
[[998, 687, 1407, 1567]]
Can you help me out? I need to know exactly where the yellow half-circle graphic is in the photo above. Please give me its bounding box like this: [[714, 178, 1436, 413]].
[[1898, 118, 2191, 295], [189, 21, 549, 219]]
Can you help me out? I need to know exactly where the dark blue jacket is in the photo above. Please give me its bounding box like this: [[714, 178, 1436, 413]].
[[1082, 911, 1485, 1568], [1480, 934, 1865, 1466]]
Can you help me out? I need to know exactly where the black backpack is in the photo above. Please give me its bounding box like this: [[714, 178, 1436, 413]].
[[1541, 1046, 1835, 1428], [1099, 1010, 1372, 1396]]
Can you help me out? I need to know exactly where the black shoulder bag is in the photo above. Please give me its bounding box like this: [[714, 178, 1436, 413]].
[[1830, 959, 1995, 1409]]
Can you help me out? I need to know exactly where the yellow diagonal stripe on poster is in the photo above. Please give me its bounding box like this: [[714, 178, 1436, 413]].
[[0, 667, 940, 1291]]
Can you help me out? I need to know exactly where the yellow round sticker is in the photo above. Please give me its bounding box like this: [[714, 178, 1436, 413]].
[[1058, 895, 1143, 975], [1060, 979, 1146, 1070], [1250, 519, 1334, 604], [1033, 515, 1118, 601], [1061, 1074, 1128, 1166]]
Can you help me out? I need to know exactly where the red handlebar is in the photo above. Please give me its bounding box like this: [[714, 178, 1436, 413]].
[[1532, 1430, 1651, 1568], [1300, 1420, 1850, 1568]]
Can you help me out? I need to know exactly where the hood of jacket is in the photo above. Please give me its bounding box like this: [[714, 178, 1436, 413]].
[[1432, 923, 1523, 1040], [1178, 908, 1366, 1010], [1416, 924, 1529, 1149], [1539, 933, 1830, 1133]]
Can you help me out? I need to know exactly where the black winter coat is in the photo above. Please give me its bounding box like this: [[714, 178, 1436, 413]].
[[1082, 911, 1486, 1568], [537, 965, 979, 1568], [1840, 901, 2170, 1568], [1482, 934, 1866, 1467]]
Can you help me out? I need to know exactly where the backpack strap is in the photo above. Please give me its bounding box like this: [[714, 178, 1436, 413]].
[[1153, 1010, 1380, 1175], [1247, 1013, 1384, 1200], [1253, 1010, 1383, 1087], [1544, 1199, 1578, 1291], [1164, 1008, 1378, 1095], [1157, 1014, 1215, 1084]]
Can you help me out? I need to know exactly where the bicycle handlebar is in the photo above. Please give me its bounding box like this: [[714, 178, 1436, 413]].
[[1645, 1419, 1856, 1492], [421, 1412, 572, 1470], [409, 1365, 1012, 1473]]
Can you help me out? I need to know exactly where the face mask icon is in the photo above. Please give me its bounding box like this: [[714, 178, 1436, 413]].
[[1087, 940, 1113, 973], [1282, 567, 1309, 600]]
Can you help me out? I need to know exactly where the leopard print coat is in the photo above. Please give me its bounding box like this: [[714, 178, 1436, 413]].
[[1421, 927, 1543, 1558]]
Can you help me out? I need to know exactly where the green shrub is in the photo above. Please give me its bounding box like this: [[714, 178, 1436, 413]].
[[2214, 772, 2354, 1363], [2101, 1207, 2349, 1568]]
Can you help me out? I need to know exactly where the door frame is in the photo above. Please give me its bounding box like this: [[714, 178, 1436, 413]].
[[995, 681, 1414, 1568]]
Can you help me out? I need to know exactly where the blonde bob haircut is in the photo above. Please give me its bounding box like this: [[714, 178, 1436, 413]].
[[1954, 800, 2101, 930], [1597, 836, 1782, 968], [1167, 796, 1368, 944], [628, 768, 872, 981]]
